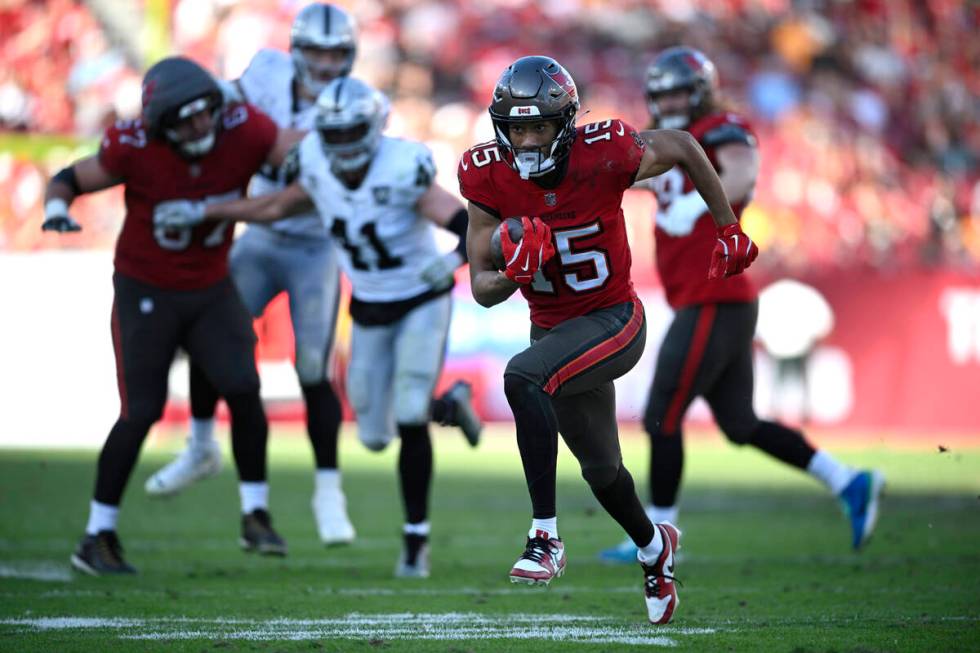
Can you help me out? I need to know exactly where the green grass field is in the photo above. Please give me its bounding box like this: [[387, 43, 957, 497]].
[[1, 424, 978, 652]]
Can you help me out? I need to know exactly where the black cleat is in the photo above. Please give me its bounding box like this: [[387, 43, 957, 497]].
[[240, 509, 287, 556], [70, 531, 137, 576], [440, 380, 483, 448]]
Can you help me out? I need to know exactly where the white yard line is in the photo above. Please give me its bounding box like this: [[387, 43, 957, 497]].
[[0, 613, 717, 646], [0, 563, 72, 582]]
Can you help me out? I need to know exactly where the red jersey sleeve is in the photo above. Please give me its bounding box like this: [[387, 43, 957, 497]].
[[457, 144, 501, 215], [607, 119, 646, 190], [224, 103, 278, 165], [98, 119, 149, 178]]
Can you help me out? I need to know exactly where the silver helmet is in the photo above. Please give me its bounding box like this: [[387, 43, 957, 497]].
[[488, 55, 580, 180], [141, 56, 223, 158], [290, 3, 357, 96], [645, 46, 718, 129], [314, 77, 389, 173]]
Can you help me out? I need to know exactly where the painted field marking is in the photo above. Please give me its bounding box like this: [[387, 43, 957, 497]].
[[1, 613, 718, 646], [0, 563, 72, 582]]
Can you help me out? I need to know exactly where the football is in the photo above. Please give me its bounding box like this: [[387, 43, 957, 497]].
[[489, 217, 525, 270]]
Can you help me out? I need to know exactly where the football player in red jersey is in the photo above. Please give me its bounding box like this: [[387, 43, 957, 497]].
[[41, 56, 302, 575], [598, 47, 884, 565], [459, 55, 757, 625]]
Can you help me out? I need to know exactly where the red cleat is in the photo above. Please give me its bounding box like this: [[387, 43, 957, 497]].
[[509, 532, 566, 586], [642, 522, 681, 625]]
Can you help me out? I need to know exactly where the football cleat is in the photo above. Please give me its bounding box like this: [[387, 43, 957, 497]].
[[839, 469, 885, 550], [145, 438, 222, 497], [312, 487, 355, 546], [642, 522, 681, 625], [509, 533, 566, 586], [395, 533, 430, 578], [599, 536, 639, 564], [240, 509, 287, 556], [440, 380, 483, 448], [70, 531, 137, 576]]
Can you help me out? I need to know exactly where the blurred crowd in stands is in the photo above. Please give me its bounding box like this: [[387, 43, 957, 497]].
[[2, 0, 977, 271]]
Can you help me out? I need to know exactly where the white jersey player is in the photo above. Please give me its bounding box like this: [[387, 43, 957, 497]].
[[144, 3, 358, 547], [153, 76, 483, 578]]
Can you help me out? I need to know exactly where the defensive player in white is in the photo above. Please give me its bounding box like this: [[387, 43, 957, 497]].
[[145, 5, 480, 549], [154, 77, 480, 578]]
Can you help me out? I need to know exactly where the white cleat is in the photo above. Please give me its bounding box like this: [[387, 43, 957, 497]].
[[642, 522, 682, 625], [144, 439, 222, 497], [394, 533, 430, 578], [312, 487, 355, 546], [509, 534, 566, 586]]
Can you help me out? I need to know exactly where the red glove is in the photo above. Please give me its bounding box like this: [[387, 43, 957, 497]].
[[501, 216, 555, 284], [709, 223, 759, 279]]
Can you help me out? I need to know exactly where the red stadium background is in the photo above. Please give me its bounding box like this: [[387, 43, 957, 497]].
[[1, 0, 977, 444]]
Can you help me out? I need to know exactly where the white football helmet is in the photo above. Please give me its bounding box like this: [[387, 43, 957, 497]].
[[314, 77, 390, 173], [290, 3, 357, 96]]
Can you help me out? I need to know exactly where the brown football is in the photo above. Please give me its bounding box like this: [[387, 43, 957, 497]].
[[489, 217, 525, 270]]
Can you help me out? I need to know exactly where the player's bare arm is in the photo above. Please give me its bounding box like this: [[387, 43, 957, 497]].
[[267, 127, 306, 167], [416, 182, 471, 291], [636, 129, 738, 229], [42, 155, 123, 232], [207, 181, 314, 223], [466, 201, 520, 308], [714, 142, 759, 205]]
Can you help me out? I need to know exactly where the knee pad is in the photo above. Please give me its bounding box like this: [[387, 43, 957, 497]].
[[393, 373, 432, 426], [358, 431, 393, 452], [503, 372, 540, 407], [294, 346, 327, 386], [581, 461, 621, 492]]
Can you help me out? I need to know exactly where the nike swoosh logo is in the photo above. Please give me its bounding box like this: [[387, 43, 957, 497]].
[[616, 122, 625, 136], [461, 159, 469, 171], [520, 254, 530, 271]]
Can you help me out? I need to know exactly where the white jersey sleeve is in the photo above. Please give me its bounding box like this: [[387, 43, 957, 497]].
[[239, 49, 326, 239], [299, 135, 443, 303]]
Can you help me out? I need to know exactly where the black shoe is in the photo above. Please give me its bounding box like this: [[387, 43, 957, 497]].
[[439, 381, 483, 448], [395, 533, 430, 578], [70, 531, 137, 576], [240, 509, 287, 556]]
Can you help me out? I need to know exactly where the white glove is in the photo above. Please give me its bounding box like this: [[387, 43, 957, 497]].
[[658, 190, 709, 237], [153, 199, 206, 229], [420, 251, 464, 291]]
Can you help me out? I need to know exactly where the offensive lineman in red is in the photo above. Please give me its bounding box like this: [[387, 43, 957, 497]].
[[459, 55, 757, 625], [599, 47, 884, 564], [41, 57, 300, 575]]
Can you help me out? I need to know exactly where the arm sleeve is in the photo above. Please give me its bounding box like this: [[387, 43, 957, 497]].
[[97, 125, 130, 178]]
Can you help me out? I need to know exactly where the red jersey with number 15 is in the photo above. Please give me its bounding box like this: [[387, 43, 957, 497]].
[[458, 119, 645, 329], [98, 103, 277, 290]]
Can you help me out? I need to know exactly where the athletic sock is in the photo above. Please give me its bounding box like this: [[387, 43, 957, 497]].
[[404, 521, 431, 536], [646, 504, 679, 527], [637, 526, 664, 564], [314, 468, 341, 493], [239, 481, 269, 514], [807, 450, 855, 494], [530, 517, 558, 540], [85, 500, 119, 535], [189, 418, 216, 449]]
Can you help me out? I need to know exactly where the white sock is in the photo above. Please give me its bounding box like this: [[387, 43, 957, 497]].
[[637, 526, 664, 564], [404, 521, 430, 536], [807, 450, 855, 495], [530, 517, 558, 540], [314, 468, 341, 492], [239, 481, 269, 514], [85, 501, 119, 535], [646, 504, 678, 527], [189, 418, 216, 449]]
